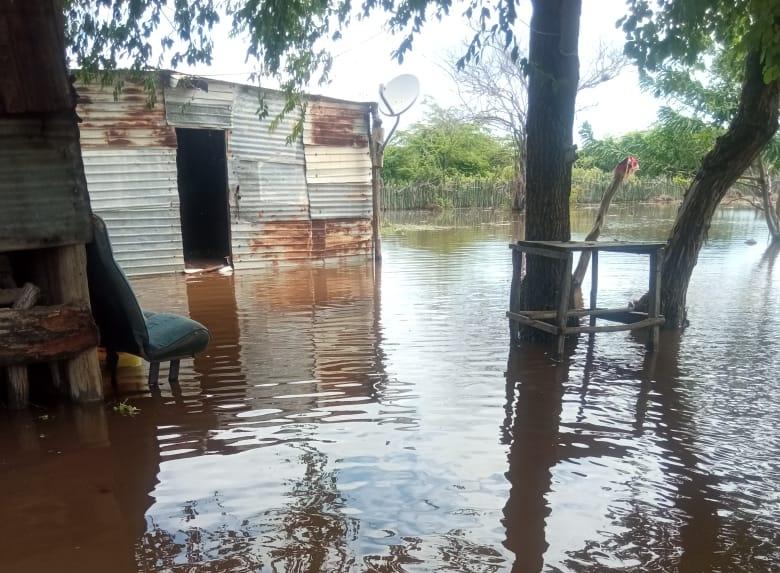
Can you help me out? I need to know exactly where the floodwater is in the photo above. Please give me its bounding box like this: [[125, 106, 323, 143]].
[[1, 204, 778, 572]]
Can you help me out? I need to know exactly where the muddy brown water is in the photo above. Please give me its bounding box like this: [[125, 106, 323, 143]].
[[1, 205, 778, 572]]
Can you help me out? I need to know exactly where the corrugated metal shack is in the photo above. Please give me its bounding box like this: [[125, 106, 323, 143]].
[[76, 73, 375, 276]]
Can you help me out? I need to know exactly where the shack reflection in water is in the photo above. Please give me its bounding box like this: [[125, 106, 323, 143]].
[[0, 205, 778, 572]]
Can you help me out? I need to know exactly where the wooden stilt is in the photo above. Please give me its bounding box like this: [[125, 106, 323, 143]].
[[7, 367, 29, 409], [43, 245, 103, 402], [5, 283, 41, 408], [589, 251, 598, 327], [556, 253, 573, 359]]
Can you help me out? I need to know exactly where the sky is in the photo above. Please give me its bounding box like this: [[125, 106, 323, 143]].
[[175, 0, 662, 142]]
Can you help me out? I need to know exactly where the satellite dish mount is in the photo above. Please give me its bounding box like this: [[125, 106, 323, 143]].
[[378, 74, 420, 147]]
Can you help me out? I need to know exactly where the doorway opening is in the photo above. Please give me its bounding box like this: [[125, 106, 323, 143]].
[[176, 128, 231, 269]]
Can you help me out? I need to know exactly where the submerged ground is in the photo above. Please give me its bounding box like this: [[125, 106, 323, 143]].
[[1, 205, 778, 572]]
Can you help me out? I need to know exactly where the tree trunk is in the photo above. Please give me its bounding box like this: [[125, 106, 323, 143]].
[[517, 0, 581, 339], [659, 51, 779, 327], [512, 140, 527, 211], [757, 156, 780, 240]]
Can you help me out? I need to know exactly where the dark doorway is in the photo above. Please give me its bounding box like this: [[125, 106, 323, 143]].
[[176, 128, 231, 265]]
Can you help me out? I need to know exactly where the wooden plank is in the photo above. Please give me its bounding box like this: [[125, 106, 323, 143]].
[[563, 317, 665, 335], [589, 251, 598, 327], [506, 311, 560, 335], [556, 253, 573, 357], [0, 304, 98, 366], [513, 240, 666, 254], [514, 306, 637, 320], [509, 243, 568, 259], [508, 248, 523, 342]]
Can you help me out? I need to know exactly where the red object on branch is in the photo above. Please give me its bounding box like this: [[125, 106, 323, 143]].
[[614, 156, 639, 178]]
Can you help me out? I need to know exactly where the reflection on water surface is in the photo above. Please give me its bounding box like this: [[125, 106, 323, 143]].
[[1, 205, 778, 572]]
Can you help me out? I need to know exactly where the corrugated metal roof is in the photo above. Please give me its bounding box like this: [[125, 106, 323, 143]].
[[83, 148, 184, 276], [76, 79, 176, 148], [0, 115, 92, 251], [164, 76, 233, 130]]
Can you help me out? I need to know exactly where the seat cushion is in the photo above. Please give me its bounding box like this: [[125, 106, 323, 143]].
[[142, 311, 210, 362]]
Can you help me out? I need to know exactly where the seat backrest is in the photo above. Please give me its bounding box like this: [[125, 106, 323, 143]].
[[85, 214, 148, 354]]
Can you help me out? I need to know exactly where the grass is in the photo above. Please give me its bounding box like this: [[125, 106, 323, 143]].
[[113, 400, 140, 416]]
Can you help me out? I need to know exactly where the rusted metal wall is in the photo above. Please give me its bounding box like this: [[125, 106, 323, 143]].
[[76, 78, 185, 275], [302, 99, 373, 260], [303, 99, 372, 219], [164, 75, 233, 130], [229, 87, 311, 269], [0, 1, 92, 252], [74, 75, 374, 274]]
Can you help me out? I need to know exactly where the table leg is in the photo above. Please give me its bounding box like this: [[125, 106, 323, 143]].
[[556, 253, 573, 358], [509, 248, 523, 344], [589, 250, 598, 327], [648, 248, 662, 351]]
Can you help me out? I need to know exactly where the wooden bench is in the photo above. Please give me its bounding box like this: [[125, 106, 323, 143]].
[[507, 240, 666, 357]]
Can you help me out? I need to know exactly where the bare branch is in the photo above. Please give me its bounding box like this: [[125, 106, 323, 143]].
[[579, 41, 630, 91]]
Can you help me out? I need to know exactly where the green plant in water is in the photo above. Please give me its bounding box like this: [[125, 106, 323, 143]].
[[114, 400, 140, 416]]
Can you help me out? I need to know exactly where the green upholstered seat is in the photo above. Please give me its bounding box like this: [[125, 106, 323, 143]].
[[142, 311, 210, 362], [86, 214, 210, 386]]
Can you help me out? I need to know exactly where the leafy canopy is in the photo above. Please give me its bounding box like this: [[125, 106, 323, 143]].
[[620, 0, 780, 83], [577, 110, 721, 179], [64, 0, 524, 92], [383, 105, 513, 185]]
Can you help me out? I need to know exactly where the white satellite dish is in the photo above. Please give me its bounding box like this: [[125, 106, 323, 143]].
[[379, 74, 420, 116]]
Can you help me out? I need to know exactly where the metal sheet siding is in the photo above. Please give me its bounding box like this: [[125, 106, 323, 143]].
[[229, 86, 317, 269], [164, 77, 234, 129], [231, 218, 373, 270], [0, 115, 92, 251], [303, 100, 373, 221], [82, 148, 184, 276], [76, 79, 176, 148]]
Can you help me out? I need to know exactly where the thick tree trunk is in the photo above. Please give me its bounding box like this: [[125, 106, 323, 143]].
[[512, 141, 527, 211], [517, 0, 581, 340], [659, 51, 779, 327]]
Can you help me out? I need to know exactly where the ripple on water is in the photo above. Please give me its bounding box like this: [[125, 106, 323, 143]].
[[0, 206, 777, 571]]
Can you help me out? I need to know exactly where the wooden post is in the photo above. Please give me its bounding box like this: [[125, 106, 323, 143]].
[[589, 250, 598, 327], [6, 283, 41, 409], [370, 105, 384, 262], [509, 248, 523, 343], [43, 245, 103, 402], [556, 253, 573, 358], [648, 248, 662, 351]]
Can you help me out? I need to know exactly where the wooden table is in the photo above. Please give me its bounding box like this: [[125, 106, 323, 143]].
[[507, 240, 666, 357]]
